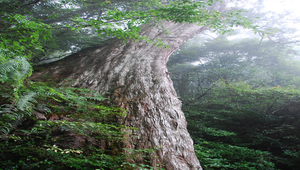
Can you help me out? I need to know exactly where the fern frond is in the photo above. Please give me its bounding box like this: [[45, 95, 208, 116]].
[[1, 126, 10, 135], [0, 93, 13, 98], [87, 94, 106, 101], [0, 56, 32, 102], [36, 103, 51, 113], [18, 56, 32, 78], [0, 59, 21, 83], [0, 56, 32, 85], [0, 58, 21, 73], [0, 104, 12, 113], [17, 92, 37, 111]]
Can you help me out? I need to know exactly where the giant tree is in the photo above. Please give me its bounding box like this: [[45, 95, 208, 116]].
[[0, 0, 259, 169]]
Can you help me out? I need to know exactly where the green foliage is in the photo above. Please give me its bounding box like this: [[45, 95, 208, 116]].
[[0, 13, 51, 57], [0, 77, 161, 169], [194, 140, 275, 170], [1, 0, 260, 62], [0, 55, 32, 97], [168, 35, 300, 169], [0, 141, 124, 169], [0, 52, 151, 169], [185, 83, 300, 169]]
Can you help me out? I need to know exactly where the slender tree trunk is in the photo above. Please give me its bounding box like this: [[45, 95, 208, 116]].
[[32, 21, 210, 169]]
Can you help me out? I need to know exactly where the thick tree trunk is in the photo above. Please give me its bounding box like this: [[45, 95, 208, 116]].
[[32, 18, 219, 169], [33, 21, 207, 170]]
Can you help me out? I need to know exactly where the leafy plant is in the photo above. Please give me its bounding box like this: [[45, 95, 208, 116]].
[[194, 140, 275, 170]]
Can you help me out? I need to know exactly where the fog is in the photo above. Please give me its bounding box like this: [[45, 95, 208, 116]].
[[167, 1, 300, 169]]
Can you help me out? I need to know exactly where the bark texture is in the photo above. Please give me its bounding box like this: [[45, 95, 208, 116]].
[[33, 21, 207, 170], [32, 9, 227, 167]]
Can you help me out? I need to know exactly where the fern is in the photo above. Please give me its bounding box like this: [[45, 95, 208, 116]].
[[16, 92, 37, 111], [0, 104, 25, 135], [1, 126, 10, 135], [18, 57, 32, 78], [0, 56, 32, 84], [0, 58, 22, 83], [36, 103, 51, 113], [0, 69, 107, 136], [0, 58, 134, 169], [0, 56, 32, 101]]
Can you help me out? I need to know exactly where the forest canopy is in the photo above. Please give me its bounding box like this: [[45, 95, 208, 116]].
[[0, 0, 260, 62]]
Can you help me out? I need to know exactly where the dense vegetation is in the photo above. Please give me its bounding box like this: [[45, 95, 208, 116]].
[[168, 35, 300, 169]]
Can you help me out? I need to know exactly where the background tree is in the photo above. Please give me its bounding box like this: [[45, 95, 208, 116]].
[[168, 12, 300, 168]]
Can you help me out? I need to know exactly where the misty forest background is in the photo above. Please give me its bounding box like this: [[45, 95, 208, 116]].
[[168, 1, 300, 169], [1, 0, 300, 169]]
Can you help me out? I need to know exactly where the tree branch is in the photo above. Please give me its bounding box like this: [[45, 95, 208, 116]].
[[196, 83, 217, 100], [20, 0, 40, 8]]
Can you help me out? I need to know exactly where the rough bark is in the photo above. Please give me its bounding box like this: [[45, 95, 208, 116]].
[[33, 21, 207, 170], [32, 10, 226, 168]]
